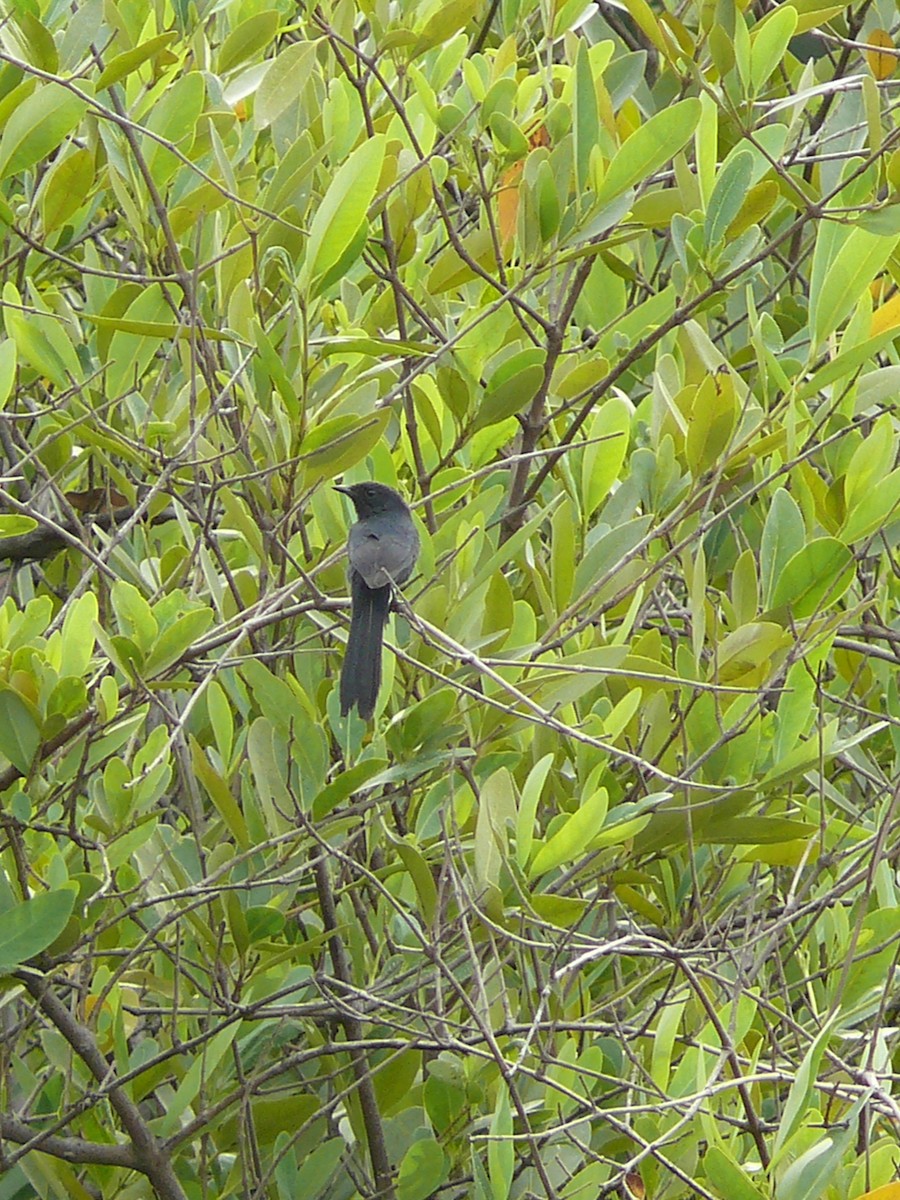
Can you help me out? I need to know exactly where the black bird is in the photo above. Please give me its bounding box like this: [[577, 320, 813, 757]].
[[335, 481, 420, 720]]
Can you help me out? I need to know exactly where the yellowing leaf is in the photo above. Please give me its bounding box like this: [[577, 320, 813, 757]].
[[498, 159, 523, 247], [726, 179, 779, 240], [853, 1183, 900, 1200], [866, 28, 896, 81], [870, 288, 900, 335]]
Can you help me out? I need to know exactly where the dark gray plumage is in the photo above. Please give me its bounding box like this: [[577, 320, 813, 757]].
[[335, 482, 419, 720]]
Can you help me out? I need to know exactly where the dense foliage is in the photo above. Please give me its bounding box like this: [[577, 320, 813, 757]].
[[2, 1, 900, 1198]]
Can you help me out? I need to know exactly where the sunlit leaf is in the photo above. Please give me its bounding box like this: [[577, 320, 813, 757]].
[[597, 98, 701, 204], [0, 82, 87, 181]]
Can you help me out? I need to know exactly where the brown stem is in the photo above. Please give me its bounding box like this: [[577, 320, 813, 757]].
[[310, 845, 396, 1199], [18, 972, 189, 1200]]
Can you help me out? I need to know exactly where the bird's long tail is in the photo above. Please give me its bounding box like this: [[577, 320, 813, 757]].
[[340, 571, 391, 719]]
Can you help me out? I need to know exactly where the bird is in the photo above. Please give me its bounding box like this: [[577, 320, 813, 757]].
[[334, 481, 420, 720]]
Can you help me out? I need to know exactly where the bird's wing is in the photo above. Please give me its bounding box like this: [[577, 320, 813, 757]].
[[349, 524, 418, 588]]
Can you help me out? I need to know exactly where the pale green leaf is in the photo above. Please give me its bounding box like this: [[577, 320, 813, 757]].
[[255, 40, 317, 128], [303, 135, 386, 290], [811, 225, 900, 348], [529, 788, 609, 877], [597, 98, 701, 204], [0, 82, 87, 181]]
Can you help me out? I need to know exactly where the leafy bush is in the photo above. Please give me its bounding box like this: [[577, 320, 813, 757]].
[[0, 2, 899, 1199]]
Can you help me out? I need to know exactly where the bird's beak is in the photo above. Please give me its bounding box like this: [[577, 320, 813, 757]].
[[333, 484, 351, 496]]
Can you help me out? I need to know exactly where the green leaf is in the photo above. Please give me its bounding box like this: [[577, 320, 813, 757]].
[[82, 312, 232, 341], [0, 688, 40, 774], [797, 327, 900, 399], [516, 755, 553, 871], [573, 38, 599, 193], [597, 98, 701, 204], [767, 1, 845, 36], [529, 788, 609, 878], [843, 414, 894, 511], [0, 888, 76, 972], [256, 41, 317, 128], [715, 622, 789, 682], [842, 465, 900, 542], [772, 1014, 837, 1163], [393, 836, 438, 926], [650, 998, 686, 1090], [397, 1136, 448, 1200], [476, 347, 545, 430], [488, 1083, 514, 1200], [253, 319, 298, 417], [705, 150, 754, 249], [111, 581, 158, 654], [0, 516, 36, 537], [777, 1092, 868, 1200], [551, 497, 575, 609], [774, 659, 817, 761], [143, 608, 213, 676], [581, 396, 632, 516], [96, 33, 179, 90], [424, 1064, 467, 1134], [707, 816, 816, 845], [0, 82, 88, 181], [190, 737, 250, 849], [810, 225, 900, 348], [760, 488, 805, 609], [303, 135, 386, 292], [13, 12, 58, 73], [312, 759, 388, 820], [217, 10, 280, 76], [481, 77, 516, 128], [768, 537, 854, 619], [475, 768, 516, 895], [141, 72, 205, 189], [247, 718, 291, 833], [313, 335, 431, 359], [157, 1022, 239, 1134], [59, 592, 98, 678], [529, 892, 588, 927], [0, 337, 15, 410], [573, 517, 653, 602], [2, 281, 80, 390], [207, 679, 234, 768], [534, 156, 560, 241], [105, 285, 175, 399], [411, 0, 478, 57], [704, 1145, 768, 1200], [301, 410, 392, 485], [750, 2, 798, 92], [40, 146, 94, 232], [616, 0, 667, 53], [292, 1139, 345, 1196], [727, 178, 779, 239], [489, 113, 529, 158], [684, 371, 737, 474], [426, 225, 495, 293]]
